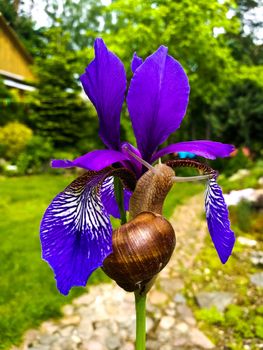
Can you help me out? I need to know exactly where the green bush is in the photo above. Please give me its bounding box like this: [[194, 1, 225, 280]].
[[16, 136, 54, 175], [236, 200, 252, 232], [225, 305, 243, 326], [254, 316, 263, 339], [0, 122, 33, 160], [195, 306, 224, 325]]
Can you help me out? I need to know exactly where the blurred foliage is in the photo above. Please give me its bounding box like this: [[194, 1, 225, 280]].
[[218, 158, 263, 192], [0, 122, 32, 160], [195, 306, 224, 325], [102, 0, 240, 142], [44, 0, 103, 49], [16, 135, 54, 175], [216, 79, 263, 153], [0, 79, 29, 125], [28, 26, 103, 154]]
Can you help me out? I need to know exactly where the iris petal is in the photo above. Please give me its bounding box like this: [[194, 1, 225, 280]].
[[40, 170, 113, 295], [127, 45, 190, 161], [52, 149, 130, 171], [151, 140, 235, 163], [80, 38, 126, 149], [205, 178, 235, 263], [101, 176, 132, 218], [131, 52, 143, 73]]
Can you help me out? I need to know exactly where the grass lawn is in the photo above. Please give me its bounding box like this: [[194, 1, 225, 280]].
[[0, 173, 203, 350], [0, 174, 110, 350]]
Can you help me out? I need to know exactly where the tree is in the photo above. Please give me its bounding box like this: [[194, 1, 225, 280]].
[[0, 0, 43, 54], [29, 27, 102, 154], [101, 0, 239, 143], [44, 0, 103, 49]]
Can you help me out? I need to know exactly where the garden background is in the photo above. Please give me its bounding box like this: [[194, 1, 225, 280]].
[[0, 0, 262, 349]]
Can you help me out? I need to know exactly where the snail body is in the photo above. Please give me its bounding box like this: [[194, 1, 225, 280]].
[[102, 164, 176, 293]]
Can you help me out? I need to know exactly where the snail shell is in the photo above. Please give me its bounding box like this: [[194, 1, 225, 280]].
[[102, 164, 176, 292], [102, 211, 176, 292]]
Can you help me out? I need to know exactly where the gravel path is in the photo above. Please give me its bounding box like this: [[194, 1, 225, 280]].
[[13, 193, 215, 350]]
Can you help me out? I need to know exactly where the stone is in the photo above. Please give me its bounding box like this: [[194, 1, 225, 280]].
[[174, 293, 186, 304], [79, 340, 106, 350], [59, 326, 74, 337], [161, 345, 173, 350], [105, 335, 121, 350], [60, 315, 80, 326], [196, 291, 235, 312], [250, 189, 263, 208], [175, 322, 189, 333], [62, 305, 74, 316], [190, 328, 215, 349], [40, 321, 59, 335], [148, 290, 168, 305], [159, 316, 175, 330], [146, 340, 160, 349], [122, 342, 134, 350], [39, 334, 59, 345], [176, 304, 196, 325], [71, 334, 81, 344], [251, 251, 263, 266], [159, 278, 184, 294], [229, 169, 250, 182], [165, 307, 176, 317], [237, 236, 257, 247], [73, 294, 95, 306], [250, 272, 263, 287], [146, 317, 154, 332], [57, 338, 78, 350], [22, 329, 39, 346], [224, 188, 254, 206], [172, 337, 188, 346]]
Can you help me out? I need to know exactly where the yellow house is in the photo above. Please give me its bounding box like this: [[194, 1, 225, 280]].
[[0, 13, 35, 93]]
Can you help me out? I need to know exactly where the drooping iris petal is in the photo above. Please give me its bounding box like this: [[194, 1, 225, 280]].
[[205, 178, 235, 264], [52, 149, 130, 171], [101, 176, 132, 218], [151, 140, 235, 163], [131, 52, 143, 73], [40, 170, 113, 295], [80, 38, 126, 150], [127, 45, 190, 161]]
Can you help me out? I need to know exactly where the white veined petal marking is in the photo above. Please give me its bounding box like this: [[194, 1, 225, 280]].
[[40, 171, 113, 295], [205, 177, 235, 264], [43, 173, 110, 242]]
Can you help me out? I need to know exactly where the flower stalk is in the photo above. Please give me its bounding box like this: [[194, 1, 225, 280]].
[[135, 290, 147, 350], [114, 176, 127, 224]]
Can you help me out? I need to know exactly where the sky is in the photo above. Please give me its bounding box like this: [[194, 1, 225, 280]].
[[22, 0, 111, 28], [21, 0, 263, 43]]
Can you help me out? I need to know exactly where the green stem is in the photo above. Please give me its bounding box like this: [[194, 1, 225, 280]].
[[135, 291, 147, 350], [113, 177, 127, 224]]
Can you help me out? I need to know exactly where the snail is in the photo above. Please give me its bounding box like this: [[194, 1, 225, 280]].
[[102, 164, 176, 293]]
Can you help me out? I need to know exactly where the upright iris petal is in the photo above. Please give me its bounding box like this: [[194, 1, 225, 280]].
[[80, 38, 126, 150], [205, 178, 235, 263], [127, 45, 190, 161], [131, 53, 143, 73], [40, 170, 113, 295]]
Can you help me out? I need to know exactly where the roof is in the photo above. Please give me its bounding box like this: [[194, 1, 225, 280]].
[[0, 13, 33, 64]]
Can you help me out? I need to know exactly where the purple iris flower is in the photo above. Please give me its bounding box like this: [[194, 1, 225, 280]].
[[41, 38, 235, 295]]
